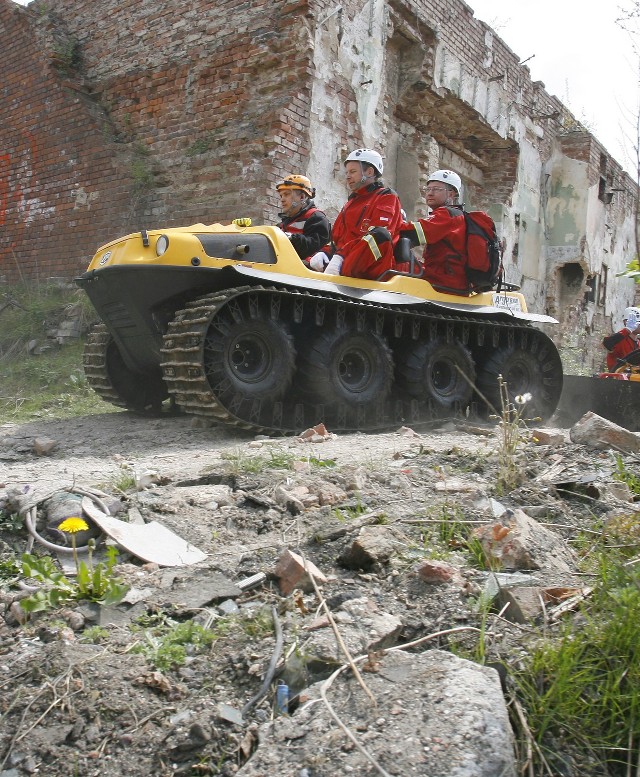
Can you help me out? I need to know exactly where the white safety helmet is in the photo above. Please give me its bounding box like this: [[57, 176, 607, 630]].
[[344, 148, 384, 175], [624, 307, 640, 329], [428, 169, 462, 195]]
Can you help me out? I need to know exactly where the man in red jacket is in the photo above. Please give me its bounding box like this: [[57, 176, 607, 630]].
[[276, 175, 331, 264], [399, 169, 469, 293], [308, 148, 403, 280], [603, 307, 640, 370]]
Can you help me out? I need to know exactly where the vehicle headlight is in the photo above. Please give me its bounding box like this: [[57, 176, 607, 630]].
[[156, 235, 169, 256]]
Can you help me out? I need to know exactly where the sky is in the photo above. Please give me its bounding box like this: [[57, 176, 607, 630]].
[[469, 0, 639, 177]]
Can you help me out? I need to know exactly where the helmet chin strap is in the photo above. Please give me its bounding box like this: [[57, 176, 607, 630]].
[[279, 197, 309, 219], [357, 163, 376, 188]]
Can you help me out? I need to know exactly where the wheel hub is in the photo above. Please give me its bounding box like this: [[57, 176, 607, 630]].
[[431, 360, 456, 395], [504, 362, 530, 394], [338, 350, 372, 393], [229, 336, 270, 383]]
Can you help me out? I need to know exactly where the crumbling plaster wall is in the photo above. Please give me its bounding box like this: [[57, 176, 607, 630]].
[[306, 0, 637, 372], [541, 140, 637, 371]]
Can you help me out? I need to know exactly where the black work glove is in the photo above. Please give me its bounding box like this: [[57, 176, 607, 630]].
[[399, 225, 420, 247], [368, 226, 392, 245]]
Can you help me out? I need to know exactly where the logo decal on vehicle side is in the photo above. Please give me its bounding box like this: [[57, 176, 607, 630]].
[[99, 251, 112, 265], [492, 293, 522, 312]]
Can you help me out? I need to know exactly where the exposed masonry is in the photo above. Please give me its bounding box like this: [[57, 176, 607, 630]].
[[1, 0, 637, 371]]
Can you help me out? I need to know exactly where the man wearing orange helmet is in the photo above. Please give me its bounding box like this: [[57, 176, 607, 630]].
[[275, 175, 330, 264], [308, 148, 403, 280]]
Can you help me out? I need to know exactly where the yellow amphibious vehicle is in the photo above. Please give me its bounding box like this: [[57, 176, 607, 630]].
[[75, 222, 563, 433]]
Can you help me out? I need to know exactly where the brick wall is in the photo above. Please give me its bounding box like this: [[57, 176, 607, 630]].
[[1, 1, 131, 282], [1, 0, 312, 283]]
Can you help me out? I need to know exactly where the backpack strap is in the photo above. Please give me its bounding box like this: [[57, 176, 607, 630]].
[[439, 206, 467, 262]]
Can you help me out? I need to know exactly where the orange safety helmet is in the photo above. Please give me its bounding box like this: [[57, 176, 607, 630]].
[[276, 175, 315, 199]]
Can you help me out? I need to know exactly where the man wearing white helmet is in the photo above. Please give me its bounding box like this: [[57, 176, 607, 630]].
[[398, 169, 472, 292], [308, 148, 403, 280], [275, 175, 331, 263], [602, 306, 640, 371]]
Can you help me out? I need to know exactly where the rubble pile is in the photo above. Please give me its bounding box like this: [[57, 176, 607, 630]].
[[0, 410, 637, 777]]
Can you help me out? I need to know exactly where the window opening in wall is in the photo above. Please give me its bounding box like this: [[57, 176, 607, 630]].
[[598, 265, 608, 306], [558, 262, 585, 309], [598, 176, 609, 202], [599, 153, 608, 176], [584, 274, 597, 304]]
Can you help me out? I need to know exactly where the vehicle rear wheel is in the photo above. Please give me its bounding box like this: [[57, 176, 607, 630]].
[[298, 328, 393, 406], [475, 337, 563, 421], [396, 338, 475, 413], [203, 310, 296, 403]]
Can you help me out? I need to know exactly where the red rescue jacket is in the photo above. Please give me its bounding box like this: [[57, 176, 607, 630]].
[[401, 206, 468, 293], [329, 183, 403, 280], [603, 328, 639, 370]]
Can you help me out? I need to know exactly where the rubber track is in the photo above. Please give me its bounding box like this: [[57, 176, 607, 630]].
[[82, 323, 130, 409], [159, 286, 558, 435]]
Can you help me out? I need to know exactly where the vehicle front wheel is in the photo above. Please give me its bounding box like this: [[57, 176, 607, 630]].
[[203, 311, 296, 404]]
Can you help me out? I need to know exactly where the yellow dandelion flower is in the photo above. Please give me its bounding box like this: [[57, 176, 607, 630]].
[[58, 517, 89, 534]]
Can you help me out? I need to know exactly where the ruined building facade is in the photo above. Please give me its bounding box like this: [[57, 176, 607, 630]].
[[1, 0, 637, 371]]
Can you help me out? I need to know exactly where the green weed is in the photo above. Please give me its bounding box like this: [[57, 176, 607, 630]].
[[131, 609, 176, 632], [308, 456, 337, 469], [0, 350, 113, 422], [185, 135, 215, 157], [132, 620, 217, 671], [332, 499, 369, 522], [51, 38, 81, 72], [513, 554, 640, 773], [612, 453, 640, 495], [451, 590, 494, 665], [267, 449, 296, 469], [18, 546, 128, 614], [0, 556, 21, 583], [0, 510, 24, 535], [433, 503, 467, 547], [131, 159, 154, 191], [492, 375, 532, 495], [111, 464, 137, 494], [0, 283, 109, 423], [80, 625, 110, 643], [0, 283, 94, 353], [465, 534, 494, 570], [240, 606, 274, 639], [220, 447, 295, 475], [603, 512, 640, 553], [420, 503, 495, 570]]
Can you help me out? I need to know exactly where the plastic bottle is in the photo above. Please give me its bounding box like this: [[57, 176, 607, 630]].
[[276, 680, 289, 715]]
